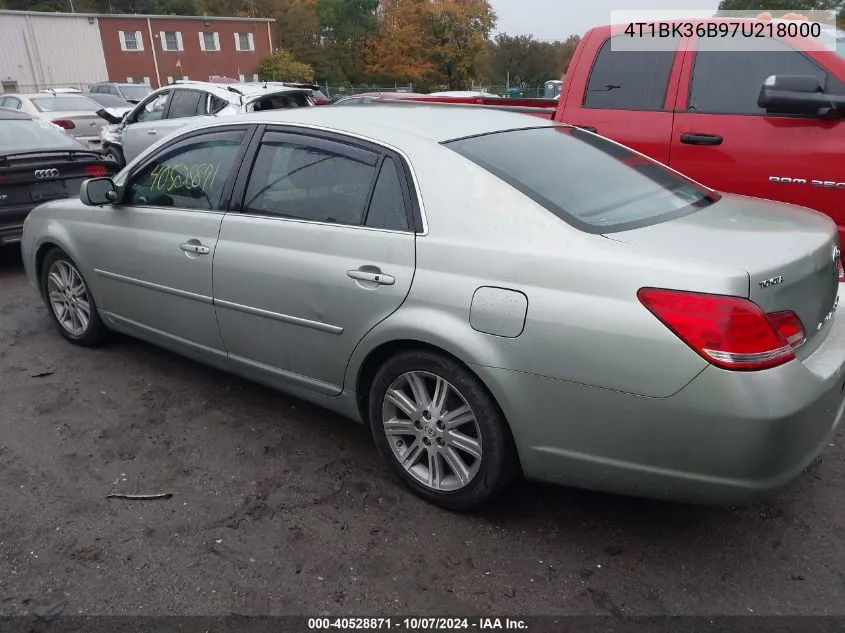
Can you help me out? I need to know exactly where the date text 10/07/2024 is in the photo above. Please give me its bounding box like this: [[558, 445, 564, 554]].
[[307, 618, 529, 630], [623, 21, 822, 39]]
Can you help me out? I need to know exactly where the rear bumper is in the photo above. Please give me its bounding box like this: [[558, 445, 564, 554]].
[[0, 202, 35, 246], [472, 304, 845, 504]]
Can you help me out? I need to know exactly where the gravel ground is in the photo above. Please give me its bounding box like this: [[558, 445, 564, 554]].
[[2, 245, 845, 620]]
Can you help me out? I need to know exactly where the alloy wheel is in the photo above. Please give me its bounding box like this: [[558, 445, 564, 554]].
[[46, 260, 91, 337], [381, 371, 483, 492]]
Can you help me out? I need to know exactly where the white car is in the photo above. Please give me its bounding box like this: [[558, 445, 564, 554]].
[[101, 80, 315, 167]]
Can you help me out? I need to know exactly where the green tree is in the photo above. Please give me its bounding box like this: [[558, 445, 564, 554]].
[[258, 48, 316, 82]]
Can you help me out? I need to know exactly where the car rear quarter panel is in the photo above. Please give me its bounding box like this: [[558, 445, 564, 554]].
[[349, 144, 748, 399]]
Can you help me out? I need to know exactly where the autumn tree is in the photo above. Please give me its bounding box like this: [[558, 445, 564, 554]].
[[367, 0, 496, 90], [365, 0, 439, 87], [424, 0, 496, 89], [258, 48, 315, 81]]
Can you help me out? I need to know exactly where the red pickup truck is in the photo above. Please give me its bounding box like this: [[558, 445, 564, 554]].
[[400, 18, 845, 243]]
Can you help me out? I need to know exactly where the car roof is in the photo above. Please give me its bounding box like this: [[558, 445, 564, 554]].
[[220, 103, 558, 144], [0, 106, 32, 120]]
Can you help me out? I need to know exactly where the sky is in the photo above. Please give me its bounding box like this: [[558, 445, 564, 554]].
[[488, 0, 722, 41]]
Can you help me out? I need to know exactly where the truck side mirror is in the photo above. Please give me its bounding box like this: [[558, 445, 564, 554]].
[[757, 74, 845, 117]]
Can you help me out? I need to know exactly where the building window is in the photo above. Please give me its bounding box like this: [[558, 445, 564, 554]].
[[235, 32, 255, 52], [119, 30, 144, 52], [160, 31, 184, 52], [199, 31, 220, 52]]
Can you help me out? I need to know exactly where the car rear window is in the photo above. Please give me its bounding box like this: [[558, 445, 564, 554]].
[[0, 119, 80, 151], [31, 96, 98, 112], [119, 84, 152, 101], [444, 126, 718, 233]]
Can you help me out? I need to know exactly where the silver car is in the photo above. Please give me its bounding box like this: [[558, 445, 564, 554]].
[[0, 92, 107, 147], [20, 106, 845, 511], [111, 80, 314, 167]]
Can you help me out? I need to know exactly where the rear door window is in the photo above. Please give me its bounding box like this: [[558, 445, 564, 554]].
[[365, 157, 410, 231], [241, 131, 379, 225], [166, 89, 203, 119], [444, 126, 717, 233], [584, 34, 679, 111]]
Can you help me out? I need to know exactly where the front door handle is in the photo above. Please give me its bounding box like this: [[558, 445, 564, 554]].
[[347, 269, 395, 286], [180, 242, 210, 255], [146, 129, 158, 135], [680, 133, 723, 146]]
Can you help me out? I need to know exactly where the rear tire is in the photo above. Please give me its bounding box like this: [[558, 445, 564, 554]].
[[104, 145, 125, 169], [40, 248, 109, 347], [368, 350, 517, 511]]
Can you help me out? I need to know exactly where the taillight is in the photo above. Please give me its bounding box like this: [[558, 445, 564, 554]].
[[84, 164, 107, 178], [838, 254, 844, 282], [767, 310, 806, 348], [637, 288, 804, 371], [51, 119, 75, 130]]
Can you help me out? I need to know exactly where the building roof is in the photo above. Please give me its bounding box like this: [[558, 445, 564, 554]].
[[0, 9, 274, 22]]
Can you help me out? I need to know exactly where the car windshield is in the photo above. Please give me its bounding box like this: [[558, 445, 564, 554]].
[[444, 126, 718, 233], [30, 96, 98, 112], [120, 84, 152, 100], [0, 118, 80, 151]]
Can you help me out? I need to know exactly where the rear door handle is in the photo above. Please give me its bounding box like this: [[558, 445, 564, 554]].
[[147, 129, 157, 135], [180, 242, 210, 255], [680, 133, 723, 146], [347, 269, 395, 286]]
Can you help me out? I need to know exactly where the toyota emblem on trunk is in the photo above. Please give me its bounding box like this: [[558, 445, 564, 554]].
[[34, 169, 59, 179]]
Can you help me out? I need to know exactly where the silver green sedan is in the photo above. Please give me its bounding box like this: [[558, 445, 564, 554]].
[[20, 105, 845, 511]]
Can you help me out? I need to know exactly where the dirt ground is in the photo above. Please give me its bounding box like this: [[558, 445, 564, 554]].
[[2, 244, 845, 620]]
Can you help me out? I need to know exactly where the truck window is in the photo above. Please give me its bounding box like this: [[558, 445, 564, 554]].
[[584, 35, 678, 111], [444, 126, 717, 234], [689, 36, 845, 114]]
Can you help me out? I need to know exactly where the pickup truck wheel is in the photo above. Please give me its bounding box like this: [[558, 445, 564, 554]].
[[369, 350, 517, 511], [41, 248, 109, 347]]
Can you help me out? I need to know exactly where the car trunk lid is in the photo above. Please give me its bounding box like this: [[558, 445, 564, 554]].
[[0, 150, 115, 221], [607, 193, 840, 353], [46, 111, 107, 140]]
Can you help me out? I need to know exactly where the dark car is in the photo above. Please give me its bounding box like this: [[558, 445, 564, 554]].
[[85, 92, 133, 110], [88, 82, 152, 104], [0, 108, 117, 247]]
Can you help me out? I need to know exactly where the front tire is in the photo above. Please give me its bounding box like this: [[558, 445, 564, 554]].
[[368, 350, 517, 511], [41, 248, 109, 347], [104, 145, 125, 169]]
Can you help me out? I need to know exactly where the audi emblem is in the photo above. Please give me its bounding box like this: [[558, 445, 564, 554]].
[[34, 169, 60, 179]]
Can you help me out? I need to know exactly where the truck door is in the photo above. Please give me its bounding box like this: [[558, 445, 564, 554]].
[[669, 35, 845, 241], [557, 28, 683, 164]]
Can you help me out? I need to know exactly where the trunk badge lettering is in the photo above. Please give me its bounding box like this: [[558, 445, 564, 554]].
[[818, 296, 839, 331], [759, 275, 784, 289]]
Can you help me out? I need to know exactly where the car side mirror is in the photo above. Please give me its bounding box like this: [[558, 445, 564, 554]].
[[80, 177, 119, 206], [758, 74, 845, 116]]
